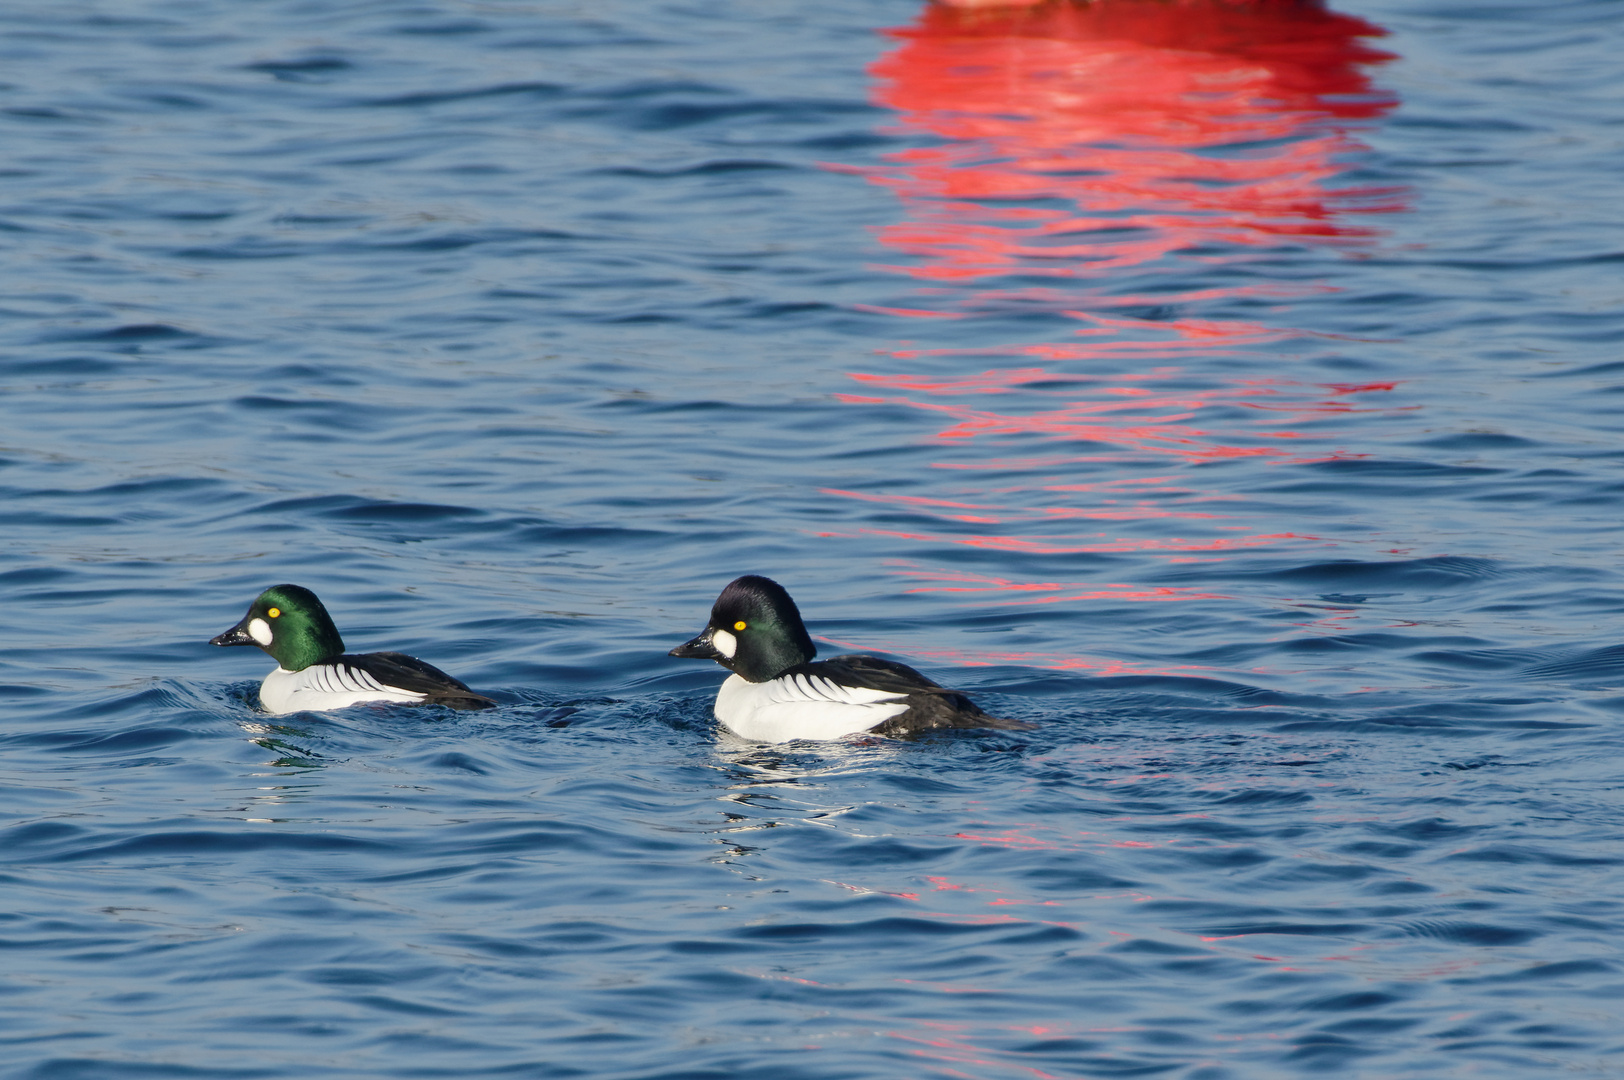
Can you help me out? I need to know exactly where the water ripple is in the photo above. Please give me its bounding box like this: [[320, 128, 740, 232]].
[[0, 0, 1621, 1077]]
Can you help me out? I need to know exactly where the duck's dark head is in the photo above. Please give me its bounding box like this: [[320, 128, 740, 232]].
[[210, 584, 345, 672], [669, 575, 816, 683]]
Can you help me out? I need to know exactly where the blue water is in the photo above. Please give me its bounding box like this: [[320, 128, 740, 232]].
[[3, 0, 1623, 1075]]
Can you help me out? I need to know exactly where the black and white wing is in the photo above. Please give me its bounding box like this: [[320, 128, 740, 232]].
[[787, 654, 1032, 737], [342, 652, 496, 710]]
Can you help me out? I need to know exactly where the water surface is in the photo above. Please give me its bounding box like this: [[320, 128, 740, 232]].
[[3, 1, 1623, 1076]]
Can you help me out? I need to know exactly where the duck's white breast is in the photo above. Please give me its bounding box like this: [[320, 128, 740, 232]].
[[259, 664, 426, 715], [713, 672, 910, 743]]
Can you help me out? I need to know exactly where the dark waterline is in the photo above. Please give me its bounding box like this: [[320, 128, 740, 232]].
[[2, 1, 1622, 1077]]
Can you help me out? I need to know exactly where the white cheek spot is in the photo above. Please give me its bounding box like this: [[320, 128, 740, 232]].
[[711, 628, 737, 659], [248, 618, 273, 647]]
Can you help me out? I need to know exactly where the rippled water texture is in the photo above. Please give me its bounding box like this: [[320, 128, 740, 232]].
[[3, 0, 1624, 1076]]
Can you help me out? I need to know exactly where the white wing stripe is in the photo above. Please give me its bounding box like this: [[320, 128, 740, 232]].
[[758, 673, 908, 708], [334, 663, 389, 694], [257, 662, 425, 715]]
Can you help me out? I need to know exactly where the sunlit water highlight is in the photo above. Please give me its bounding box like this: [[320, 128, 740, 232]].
[[2, 1, 1623, 1077]]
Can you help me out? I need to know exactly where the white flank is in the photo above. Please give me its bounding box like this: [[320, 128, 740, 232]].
[[713, 672, 909, 743], [247, 618, 273, 646], [258, 663, 426, 715], [711, 628, 737, 659]]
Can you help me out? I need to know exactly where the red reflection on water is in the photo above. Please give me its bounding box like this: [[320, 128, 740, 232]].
[[817, 634, 1211, 675], [828, 0, 1403, 641], [893, 567, 1231, 605], [817, 526, 1316, 555], [860, 0, 1400, 293], [885, 1024, 1065, 1080], [840, 368, 1405, 461]]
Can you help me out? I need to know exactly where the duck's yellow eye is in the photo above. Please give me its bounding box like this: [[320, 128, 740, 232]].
[[267, 608, 281, 619], [733, 620, 746, 631]]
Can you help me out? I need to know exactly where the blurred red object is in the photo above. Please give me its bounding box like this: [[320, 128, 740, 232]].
[[860, 0, 1400, 285], [823, 1, 1407, 603]]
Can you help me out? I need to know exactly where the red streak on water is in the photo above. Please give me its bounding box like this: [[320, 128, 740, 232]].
[[926, 875, 977, 891], [839, 368, 1406, 455], [823, 526, 1316, 555], [816, 634, 1209, 676], [826, 0, 1403, 661], [886, 1028, 1064, 1080], [952, 829, 1058, 850], [893, 567, 1231, 604]]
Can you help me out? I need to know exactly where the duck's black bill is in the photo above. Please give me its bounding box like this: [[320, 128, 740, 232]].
[[669, 630, 724, 661], [210, 621, 255, 647]]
